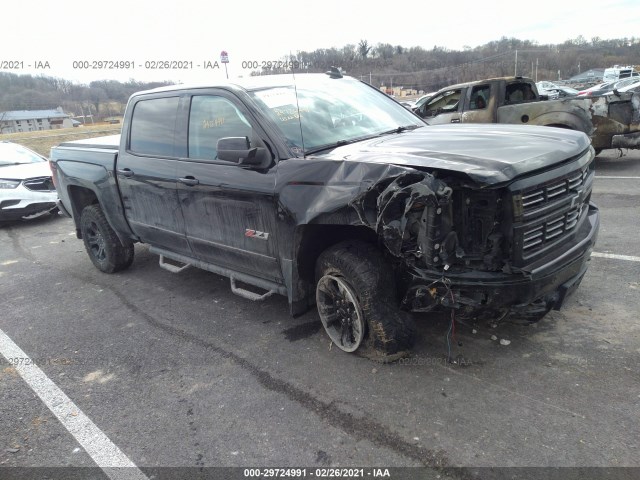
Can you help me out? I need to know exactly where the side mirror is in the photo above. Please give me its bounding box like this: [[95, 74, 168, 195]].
[[217, 137, 269, 167], [613, 89, 621, 97], [539, 94, 549, 101]]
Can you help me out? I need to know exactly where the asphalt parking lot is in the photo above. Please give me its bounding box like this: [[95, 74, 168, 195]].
[[1, 149, 639, 479]]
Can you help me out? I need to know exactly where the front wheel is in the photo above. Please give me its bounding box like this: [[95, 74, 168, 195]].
[[80, 204, 134, 273], [315, 241, 415, 361]]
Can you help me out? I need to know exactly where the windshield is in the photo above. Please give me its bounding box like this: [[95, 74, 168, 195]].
[[249, 77, 422, 154], [0, 142, 45, 166]]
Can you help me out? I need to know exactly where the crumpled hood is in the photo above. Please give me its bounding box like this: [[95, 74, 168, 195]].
[[320, 124, 591, 186], [0, 161, 52, 180]]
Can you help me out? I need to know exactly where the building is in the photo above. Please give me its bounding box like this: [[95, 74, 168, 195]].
[[566, 69, 605, 84], [379, 86, 420, 97], [0, 107, 73, 134]]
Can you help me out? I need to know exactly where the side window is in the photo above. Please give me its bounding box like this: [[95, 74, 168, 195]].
[[188, 96, 253, 160], [130, 97, 179, 156], [470, 85, 490, 110], [506, 82, 536, 104], [423, 89, 462, 117]]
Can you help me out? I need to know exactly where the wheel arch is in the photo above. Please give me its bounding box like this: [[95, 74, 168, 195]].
[[529, 111, 592, 135], [67, 185, 99, 238], [295, 224, 379, 287], [286, 224, 379, 315], [67, 185, 135, 246]]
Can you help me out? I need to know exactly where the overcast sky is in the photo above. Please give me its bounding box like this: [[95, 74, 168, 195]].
[[3, 0, 639, 84]]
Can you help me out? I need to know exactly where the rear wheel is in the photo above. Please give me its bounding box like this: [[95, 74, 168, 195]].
[[80, 204, 134, 273], [315, 241, 415, 361]]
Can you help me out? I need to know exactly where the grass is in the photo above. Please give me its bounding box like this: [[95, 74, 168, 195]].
[[1, 123, 122, 157]]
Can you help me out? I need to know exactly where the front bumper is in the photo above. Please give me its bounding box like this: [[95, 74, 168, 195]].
[[611, 131, 640, 149], [402, 202, 599, 320], [0, 187, 58, 221]]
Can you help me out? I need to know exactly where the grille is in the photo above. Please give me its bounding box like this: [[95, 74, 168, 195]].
[[513, 163, 593, 264], [23, 176, 55, 192], [521, 169, 587, 218], [522, 205, 582, 252]]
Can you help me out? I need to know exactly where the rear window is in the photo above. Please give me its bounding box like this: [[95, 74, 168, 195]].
[[129, 97, 179, 156]]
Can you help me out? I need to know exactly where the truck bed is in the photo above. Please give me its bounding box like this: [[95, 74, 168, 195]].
[[55, 134, 121, 151]]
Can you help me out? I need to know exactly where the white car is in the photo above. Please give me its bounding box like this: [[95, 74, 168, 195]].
[[597, 78, 640, 96], [536, 81, 562, 99], [0, 142, 58, 222]]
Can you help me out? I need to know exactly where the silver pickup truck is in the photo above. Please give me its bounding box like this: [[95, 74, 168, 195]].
[[415, 76, 640, 154]]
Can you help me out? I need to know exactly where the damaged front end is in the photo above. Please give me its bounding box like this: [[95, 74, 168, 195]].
[[350, 153, 599, 322]]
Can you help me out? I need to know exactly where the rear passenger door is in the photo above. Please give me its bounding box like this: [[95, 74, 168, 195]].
[[175, 92, 283, 284], [116, 95, 191, 255]]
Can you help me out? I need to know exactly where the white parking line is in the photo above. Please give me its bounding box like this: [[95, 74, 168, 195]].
[[595, 176, 640, 179], [0, 328, 148, 480], [592, 252, 640, 262]]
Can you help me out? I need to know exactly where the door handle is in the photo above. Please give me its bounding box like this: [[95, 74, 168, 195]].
[[117, 168, 134, 178], [178, 176, 199, 186], [450, 118, 461, 123]]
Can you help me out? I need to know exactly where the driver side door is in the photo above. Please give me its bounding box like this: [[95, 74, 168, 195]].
[[416, 88, 463, 125], [175, 92, 283, 284]]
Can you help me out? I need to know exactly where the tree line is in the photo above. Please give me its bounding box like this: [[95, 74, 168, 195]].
[[0, 74, 171, 121], [254, 36, 640, 92]]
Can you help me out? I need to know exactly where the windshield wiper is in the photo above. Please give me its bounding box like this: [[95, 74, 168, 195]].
[[304, 125, 422, 155], [303, 125, 422, 156], [0, 162, 26, 167], [380, 125, 421, 135], [304, 137, 374, 156]]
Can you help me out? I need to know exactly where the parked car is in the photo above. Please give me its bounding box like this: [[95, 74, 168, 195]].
[[536, 81, 562, 99], [410, 92, 436, 114], [577, 78, 639, 96], [596, 78, 640, 96], [537, 82, 580, 99], [577, 81, 616, 96], [552, 85, 580, 98], [0, 141, 57, 222]]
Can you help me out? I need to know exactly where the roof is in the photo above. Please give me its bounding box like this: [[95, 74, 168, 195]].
[[435, 76, 532, 92], [0, 109, 70, 121], [135, 73, 355, 96]]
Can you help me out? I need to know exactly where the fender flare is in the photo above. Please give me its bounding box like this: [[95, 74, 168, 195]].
[[528, 111, 593, 136]]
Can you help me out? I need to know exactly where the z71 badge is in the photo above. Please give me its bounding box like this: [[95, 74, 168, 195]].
[[245, 229, 269, 240]]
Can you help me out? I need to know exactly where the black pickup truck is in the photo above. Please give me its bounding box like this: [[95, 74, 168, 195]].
[[50, 72, 600, 360]]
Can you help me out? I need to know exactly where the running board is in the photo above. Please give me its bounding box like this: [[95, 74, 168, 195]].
[[158, 255, 191, 273], [230, 276, 276, 301], [149, 247, 287, 300]]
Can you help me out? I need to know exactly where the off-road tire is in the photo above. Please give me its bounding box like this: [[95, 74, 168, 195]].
[[80, 204, 134, 273], [315, 240, 415, 361]]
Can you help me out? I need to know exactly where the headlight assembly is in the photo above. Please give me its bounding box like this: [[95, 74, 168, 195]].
[[0, 179, 21, 189]]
